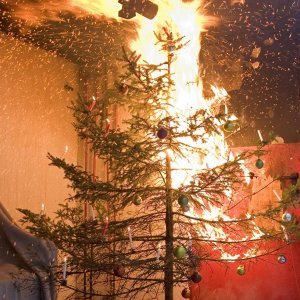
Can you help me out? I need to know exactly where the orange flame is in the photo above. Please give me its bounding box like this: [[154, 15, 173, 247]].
[[72, 0, 258, 260]]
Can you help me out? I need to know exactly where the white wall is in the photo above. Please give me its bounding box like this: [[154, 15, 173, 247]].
[[0, 32, 79, 221]]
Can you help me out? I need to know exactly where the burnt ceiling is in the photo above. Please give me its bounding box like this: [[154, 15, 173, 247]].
[[0, 0, 243, 91], [0, 1, 136, 70]]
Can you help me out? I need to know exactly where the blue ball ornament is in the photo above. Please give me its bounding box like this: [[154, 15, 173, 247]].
[[277, 254, 286, 264], [282, 212, 293, 223]]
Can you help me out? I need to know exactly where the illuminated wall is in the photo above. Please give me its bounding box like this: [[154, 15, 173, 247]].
[[0, 32, 79, 221]]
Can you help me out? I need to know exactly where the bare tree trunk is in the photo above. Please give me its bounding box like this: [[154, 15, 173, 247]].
[[164, 153, 173, 300]]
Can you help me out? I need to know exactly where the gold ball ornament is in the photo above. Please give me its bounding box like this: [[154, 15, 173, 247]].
[[237, 265, 246, 276], [173, 246, 186, 259], [223, 120, 237, 132], [133, 195, 142, 206], [181, 288, 191, 299]]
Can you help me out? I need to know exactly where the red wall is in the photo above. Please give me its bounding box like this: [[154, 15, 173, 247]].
[[191, 143, 300, 300]]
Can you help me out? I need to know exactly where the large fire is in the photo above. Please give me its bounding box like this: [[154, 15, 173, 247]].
[[130, 0, 266, 260], [71, 0, 264, 260], [129, 1, 229, 186]]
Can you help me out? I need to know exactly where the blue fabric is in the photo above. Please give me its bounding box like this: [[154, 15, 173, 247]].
[[0, 202, 57, 300]]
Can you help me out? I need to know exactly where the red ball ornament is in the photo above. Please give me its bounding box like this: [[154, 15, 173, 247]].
[[181, 288, 191, 298], [119, 83, 129, 95], [181, 205, 190, 212], [157, 127, 168, 139], [113, 265, 125, 277], [190, 271, 202, 283]]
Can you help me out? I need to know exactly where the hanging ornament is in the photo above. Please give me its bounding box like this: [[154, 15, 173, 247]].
[[134, 53, 141, 63], [90, 205, 95, 221], [187, 232, 193, 250], [281, 225, 290, 244], [277, 254, 287, 264], [181, 288, 191, 299], [62, 257, 67, 281], [255, 158, 264, 169], [128, 226, 134, 249], [273, 189, 282, 202], [119, 83, 129, 95], [249, 172, 255, 179], [257, 130, 265, 144], [104, 118, 110, 136], [181, 205, 190, 212], [178, 195, 189, 206], [133, 195, 142, 206], [129, 53, 141, 71], [88, 96, 96, 111], [237, 265, 245, 276], [223, 120, 237, 132], [113, 264, 125, 277], [102, 217, 109, 236], [282, 212, 293, 223], [190, 271, 202, 283], [168, 44, 176, 52], [157, 127, 168, 139], [40, 203, 45, 216], [173, 246, 186, 259], [61, 279, 67, 286], [163, 26, 172, 39], [156, 242, 161, 262]]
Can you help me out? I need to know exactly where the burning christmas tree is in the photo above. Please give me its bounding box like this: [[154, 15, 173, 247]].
[[18, 2, 299, 300]]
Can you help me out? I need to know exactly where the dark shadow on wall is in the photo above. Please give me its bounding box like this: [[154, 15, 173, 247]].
[[200, 0, 300, 146]]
